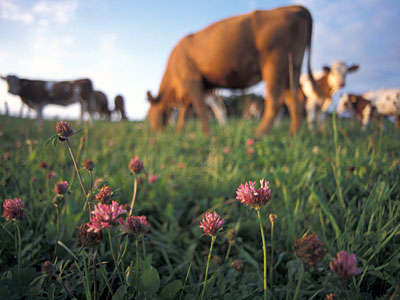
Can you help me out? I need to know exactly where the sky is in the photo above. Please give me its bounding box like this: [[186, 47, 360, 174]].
[[0, 0, 399, 121]]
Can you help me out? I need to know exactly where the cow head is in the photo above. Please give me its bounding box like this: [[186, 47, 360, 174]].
[[1, 75, 22, 95], [337, 93, 356, 115], [147, 91, 168, 131], [324, 62, 360, 92]]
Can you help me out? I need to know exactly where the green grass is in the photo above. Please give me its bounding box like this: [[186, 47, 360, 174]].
[[0, 115, 399, 299]]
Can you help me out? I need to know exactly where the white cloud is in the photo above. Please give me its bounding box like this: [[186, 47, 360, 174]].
[[0, 0, 78, 25], [0, 0, 34, 23], [33, 0, 78, 24]]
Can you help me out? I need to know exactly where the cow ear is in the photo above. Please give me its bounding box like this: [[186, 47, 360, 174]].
[[348, 64, 360, 73], [147, 91, 160, 104], [351, 95, 357, 103], [322, 66, 331, 73]]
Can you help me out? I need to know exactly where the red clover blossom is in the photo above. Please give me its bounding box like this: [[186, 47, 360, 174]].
[[199, 211, 225, 236], [330, 250, 360, 280], [236, 179, 272, 210], [2, 198, 26, 221], [87, 201, 127, 232], [129, 156, 144, 174]]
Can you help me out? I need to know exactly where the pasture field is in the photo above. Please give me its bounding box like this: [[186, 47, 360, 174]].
[[0, 115, 399, 300]]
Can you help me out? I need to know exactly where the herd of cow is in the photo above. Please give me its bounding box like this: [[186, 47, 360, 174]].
[[0, 75, 127, 123], [2, 5, 399, 134]]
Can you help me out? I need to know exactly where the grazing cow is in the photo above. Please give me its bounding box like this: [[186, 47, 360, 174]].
[[114, 95, 127, 120], [147, 5, 317, 136], [1, 75, 94, 124], [338, 90, 400, 129], [300, 61, 359, 129], [89, 90, 111, 120]]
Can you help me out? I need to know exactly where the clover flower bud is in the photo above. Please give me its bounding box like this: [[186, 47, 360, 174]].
[[294, 233, 327, 268], [119, 215, 151, 235], [41, 261, 55, 276], [55, 181, 68, 195], [84, 159, 94, 171], [56, 121, 73, 138], [77, 223, 104, 247], [230, 260, 244, 272], [95, 185, 112, 203], [269, 213, 277, 224]]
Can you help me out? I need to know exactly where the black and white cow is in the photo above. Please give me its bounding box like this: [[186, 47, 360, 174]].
[[1, 74, 95, 124]]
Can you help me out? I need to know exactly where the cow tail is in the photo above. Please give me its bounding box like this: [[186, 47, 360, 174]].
[[305, 8, 319, 96]]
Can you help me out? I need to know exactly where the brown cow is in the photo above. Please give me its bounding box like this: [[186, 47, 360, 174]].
[[114, 95, 127, 120], [147, 5, 317, 136], [1, 74, 94, 124]]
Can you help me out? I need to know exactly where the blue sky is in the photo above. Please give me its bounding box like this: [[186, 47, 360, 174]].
[[0, 0, 399, 120]]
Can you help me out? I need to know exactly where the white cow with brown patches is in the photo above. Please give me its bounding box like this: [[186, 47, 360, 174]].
[[337, 94, 374, 130], [300, 61, 359, 129], [337, 89, 400, 129]]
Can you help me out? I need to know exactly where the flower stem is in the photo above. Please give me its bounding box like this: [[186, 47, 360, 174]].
[[200, 235, 216, 300], [66, 137, 87, 199], [93, 249, 97, 300], [89, 170, 93, 193], [142, 236, 147, 263], [15, 222, 22, 299], [179, 262, 192, 300], [53, 205, 60, 262], [256, 209, 267, 300], [129, 176, 138, 216], [224, 241, 232, 262], [135, 236, 140, 297], [293, 262, 304, 300], [56, 274, 75, 299], [270, 221, 274, 287], [108, 229, 123, 283]]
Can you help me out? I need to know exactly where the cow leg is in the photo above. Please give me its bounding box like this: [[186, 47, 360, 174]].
[[183, 81, 210, 135], [273, 107, 284, 127], [377, 115, 383, 129], [394, 115, 399, 129], [35, 104, 43, 126], [89, 95, 95, 123], [205, 94, 227, 126], [305, 99, 317, 130], [284, 88, 303, 135], [257, 58, 285, 136], [177, 104, 189, 132], [78, 101, 84, 124]]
